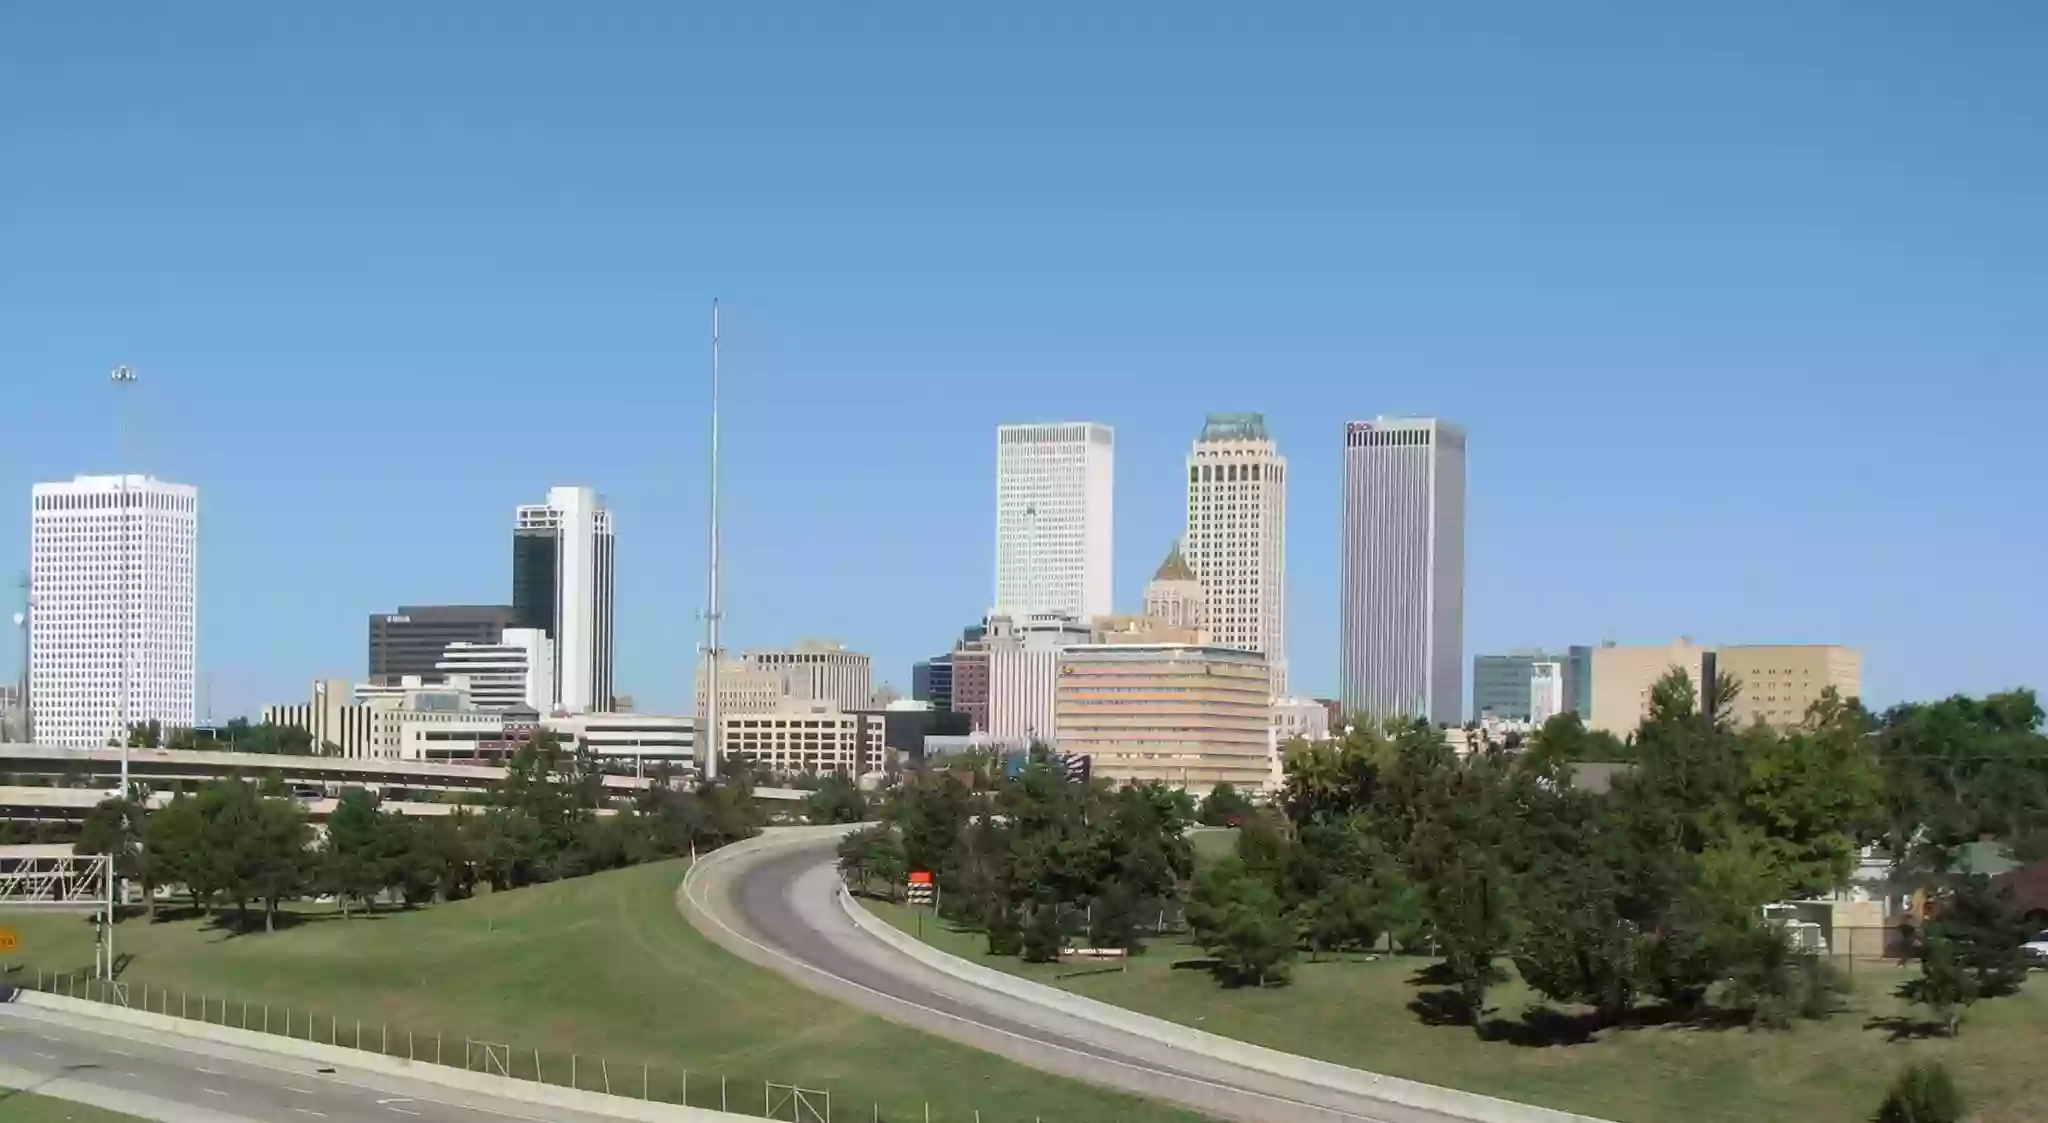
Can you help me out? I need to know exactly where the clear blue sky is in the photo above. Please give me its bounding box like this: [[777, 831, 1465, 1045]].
[[2, 3, 2042, 719]]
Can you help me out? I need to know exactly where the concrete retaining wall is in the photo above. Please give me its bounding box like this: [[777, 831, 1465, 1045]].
[[15, 990, 760, 1123], [838, 887, 1613, 1123]]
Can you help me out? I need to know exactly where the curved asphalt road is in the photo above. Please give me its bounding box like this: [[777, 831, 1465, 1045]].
[[681, 830, 1485, 1123]]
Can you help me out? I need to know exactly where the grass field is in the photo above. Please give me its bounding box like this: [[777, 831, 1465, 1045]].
[[0, 1090, 144, 1123], [863, 898, 2048, 1123], [0, 862, 1207, 1123]]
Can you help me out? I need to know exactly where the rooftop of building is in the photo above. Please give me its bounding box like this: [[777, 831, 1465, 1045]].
[[32, 474, 195, 495], [1152, 540, 1196, 582], [1198, 413, 1270, 442]]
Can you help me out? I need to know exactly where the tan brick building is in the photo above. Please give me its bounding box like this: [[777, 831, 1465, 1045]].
[[1054, 644, 1271, 794], [1714, 644, 1862, 728], [1590, 639, 1861, 736]]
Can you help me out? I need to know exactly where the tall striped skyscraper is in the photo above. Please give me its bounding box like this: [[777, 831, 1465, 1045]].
[[1184, 413, 1287, 693], [993, 422, 1114, 621], [29, 475, 198, 747], [1339, 418, 1465, 725]]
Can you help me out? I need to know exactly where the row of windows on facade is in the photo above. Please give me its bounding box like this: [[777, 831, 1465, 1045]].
[[1190, 463, 1283, 483], [34, 492, 196, 511]]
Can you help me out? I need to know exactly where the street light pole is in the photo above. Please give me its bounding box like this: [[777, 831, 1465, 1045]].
[[109, 365, 136, 799], [701, 301, 722, 784]]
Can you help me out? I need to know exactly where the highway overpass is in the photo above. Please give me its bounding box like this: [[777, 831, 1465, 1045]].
[[0, 744, 805, 806]]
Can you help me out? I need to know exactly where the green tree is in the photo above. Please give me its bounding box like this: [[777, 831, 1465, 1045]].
[[322, 788, 391, 917], [248, 796, 314, 932], [144, 793, 211, 914], [1188, 858, 1295, 987], [1198, 782, 1254, 826], [837, 824, 906, 897], [805, 774, 869, 824], [1923, 875, 2030, 1000], [1900, 934, 1979, 1036], [1524, 711, 1630, 765], [1737, 690, 1881, 898]]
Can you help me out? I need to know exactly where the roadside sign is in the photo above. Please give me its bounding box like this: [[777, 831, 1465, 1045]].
[[0, 928, 18, 953], [907, 870, 934, 884]]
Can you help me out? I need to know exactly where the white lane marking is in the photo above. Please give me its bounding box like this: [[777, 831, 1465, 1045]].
[[681, 838, 1388, 1123], [287, 1087, 318, 1095], [203, 1088, 231, 1097], [32, 1051, 56, 1060], [376, 1099, 414, 1105], [36, 1034, 60, 1042], [197, 1066, 224, 1075], [294, 1111, 328, 1118], [107, 1047, 135, 1057], [386, 1109, 422, 1117]]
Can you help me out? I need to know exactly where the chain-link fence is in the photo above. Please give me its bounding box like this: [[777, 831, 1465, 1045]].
[[23, 971, 851, 1121]]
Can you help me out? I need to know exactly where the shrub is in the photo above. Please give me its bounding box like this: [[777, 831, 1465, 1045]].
[[1874, 1062, 1963, 1123]]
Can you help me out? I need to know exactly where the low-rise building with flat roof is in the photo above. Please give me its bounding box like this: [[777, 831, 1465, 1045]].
[[1055, 643, 1272, 794]]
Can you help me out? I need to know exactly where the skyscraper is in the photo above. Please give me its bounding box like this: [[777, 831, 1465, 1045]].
[[29, 475, 198, 747], [1339, 418, 1465, 725], [993, 422, 1113, 621], [513, 486, 615, 713], [1184, 413, 1286, 690]]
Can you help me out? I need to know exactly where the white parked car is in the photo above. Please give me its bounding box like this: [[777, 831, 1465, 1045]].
[[2023, 930, 2048, 968]]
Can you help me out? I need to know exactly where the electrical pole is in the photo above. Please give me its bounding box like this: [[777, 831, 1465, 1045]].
[[702, 300, 722, 783]]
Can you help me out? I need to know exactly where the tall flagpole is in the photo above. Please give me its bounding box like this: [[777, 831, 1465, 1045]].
[[703, 300, 722, 783]]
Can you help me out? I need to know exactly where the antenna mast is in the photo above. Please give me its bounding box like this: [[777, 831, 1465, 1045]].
[[703, 300, 722, 783]]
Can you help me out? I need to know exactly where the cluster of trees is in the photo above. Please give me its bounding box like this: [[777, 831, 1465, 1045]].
[[121, 718, 330, 756], [78, 730, 763, 932], [853, 673, 2048, 1039], [1222, 674, 2048, 1033], [845, 750, 1195, 962]]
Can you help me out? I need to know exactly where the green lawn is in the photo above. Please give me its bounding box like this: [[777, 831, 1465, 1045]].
[[863, 898, 2048, 1123], [0, 863, 1207, 1123], [0, 1090, 145, 1123]]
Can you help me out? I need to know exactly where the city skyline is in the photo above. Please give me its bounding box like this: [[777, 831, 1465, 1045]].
[[2, 7, 2041, 716]]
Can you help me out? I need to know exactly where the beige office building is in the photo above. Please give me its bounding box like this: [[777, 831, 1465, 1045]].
[[720, 705, 886, 778], [696, 640, 873, 718], [1715, 645, 1862, 728], [1590, 640, 1861, 735], [1055, 644, 1272, 794]]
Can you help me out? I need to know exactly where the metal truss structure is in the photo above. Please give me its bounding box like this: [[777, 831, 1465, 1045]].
[[0, 852, 111, 908]]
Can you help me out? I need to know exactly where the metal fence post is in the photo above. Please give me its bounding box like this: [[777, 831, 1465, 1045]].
[[264, 1005, 270, 1034], [409, 1030, 415, 1062], [533, 1048, 542, 1084], [601, 1057, 610, 1096], [722, 1076, 727, 1112], [330, 1014, 336, 1044], [436, 1034, 442, 1066], [571, 1054, 577, 1090], [382, 1024, 388, 1056], [356, 1019, 362, 1050], [645, 1064, 651, 1102]]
